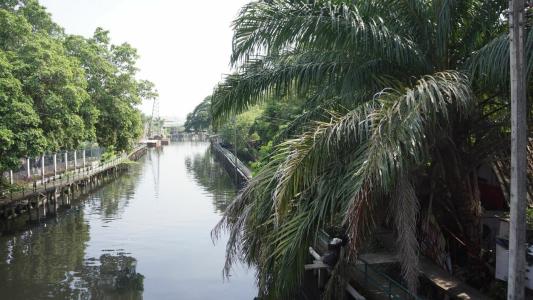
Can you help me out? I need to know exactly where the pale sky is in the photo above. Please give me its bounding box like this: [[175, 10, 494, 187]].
[[40, 0, 250, 122]]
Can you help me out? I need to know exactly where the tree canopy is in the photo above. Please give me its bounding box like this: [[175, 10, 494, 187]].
[[184, 96, 211, 132], [0, 0, 157, 174], [209, 0, 532, 298]]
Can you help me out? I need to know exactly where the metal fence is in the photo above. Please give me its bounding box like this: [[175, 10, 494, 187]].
[[0, 153, 128, 201], [354, 258, 422, 300], [2, 147, 105, 185], [313, 230, 422, 300]]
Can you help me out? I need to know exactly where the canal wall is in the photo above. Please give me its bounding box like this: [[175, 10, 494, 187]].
[[0, 145, 147, 231], [210, 139, 252, 187]]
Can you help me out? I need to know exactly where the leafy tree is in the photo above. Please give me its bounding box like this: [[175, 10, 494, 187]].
[[211, 0, 530, 297], [0, 1, 157, 175], [218, 106, 263, 163], [0, 50, 46, 174], [12, 33, 94, 150], [0, 8, 31, 50], [184, 96, 212, 132], [185, 93, 306, 168], [0, 4, 95, 152], [17, 0, 62, 34], [64, 29, 157, 151]]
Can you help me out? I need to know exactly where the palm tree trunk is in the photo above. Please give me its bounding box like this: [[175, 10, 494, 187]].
[[439, 144, 482, 248]]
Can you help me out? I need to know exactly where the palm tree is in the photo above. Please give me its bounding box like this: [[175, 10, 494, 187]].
[[211, 0, 532, 298]]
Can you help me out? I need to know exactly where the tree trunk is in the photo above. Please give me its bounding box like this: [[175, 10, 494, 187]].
[[439, 144, 482, 249]]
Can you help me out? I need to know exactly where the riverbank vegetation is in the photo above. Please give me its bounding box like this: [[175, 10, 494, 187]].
[[0, 0, 157, 176], [186, 94, 307, 169], [186, 0, 533, 298]]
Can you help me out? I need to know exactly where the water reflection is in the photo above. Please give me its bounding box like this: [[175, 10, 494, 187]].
[[0, 162, 146, 299], [84, 165, 144, 222], [0, 142, 256, 300], [79, 253, 144, 300], [0, 210, 90, 299], [147, 148, 162, 199], [184, 147, 236, 213]]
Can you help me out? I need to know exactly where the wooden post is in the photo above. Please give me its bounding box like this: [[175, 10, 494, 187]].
[[82, 150, 86, 168], [53, 154, 57, 176], [55, 191, 59, 214], [26, 158, 31, 180], [64, 152, 68, 172], [508, 0, 528, 298], [41, 155, 45, 184]]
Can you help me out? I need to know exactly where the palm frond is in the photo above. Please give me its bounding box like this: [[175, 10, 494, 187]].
[[469, 29, 533, 89], [273, 71, 472, 219], [231, 0, 427, 69], [211, 51, 401, 124], [371, 0, 432, 45], [320, 70, 471, 291], [209, 1, 519, 297], [432, 0, 457, 65], [456, 0, 507, 55], [213, 71, 473, 298], [391, 176, 420, 292], [273, 99, 343, 143]]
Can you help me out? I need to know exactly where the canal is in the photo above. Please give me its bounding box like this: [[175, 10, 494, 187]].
[[0, 142, 257, 299]]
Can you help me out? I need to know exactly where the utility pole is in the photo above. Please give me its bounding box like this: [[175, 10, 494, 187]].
[[508, 0, 528, 298]]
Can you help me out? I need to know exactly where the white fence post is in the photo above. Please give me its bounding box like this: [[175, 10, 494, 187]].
[[83, 150, 86, 168], [74, 150, 77, 170], [26, 158, 31, 179], [9, 170, 13, 185], [65, 152, 68, 171], [41, 155, 45, 183], [53, 154, 57, 176]]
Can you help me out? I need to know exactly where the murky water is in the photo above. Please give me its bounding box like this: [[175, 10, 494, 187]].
[[0, 142, 257, 300]]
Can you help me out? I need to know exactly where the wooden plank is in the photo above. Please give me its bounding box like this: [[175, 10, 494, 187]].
[[419, 257, 490, 300], [304, 261, 329, 270], [356, 252, 398, 265]]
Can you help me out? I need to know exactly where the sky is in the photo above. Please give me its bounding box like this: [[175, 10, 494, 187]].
[[39, 0, 250, 122]]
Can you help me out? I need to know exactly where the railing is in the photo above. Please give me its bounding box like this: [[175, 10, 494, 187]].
[[210, 140, 252, 183], [0, 153, 130, 203], [2, 147, 106, 185], [313, 231, 422, 300], [353, 258, 421, 300]]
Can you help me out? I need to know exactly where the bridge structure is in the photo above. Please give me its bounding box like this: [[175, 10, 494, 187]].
[[0, 145, 147, 227]]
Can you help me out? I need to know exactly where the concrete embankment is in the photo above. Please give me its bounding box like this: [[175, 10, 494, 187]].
[[210, 139, 252, 187], [0, 145, 147, 231]]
